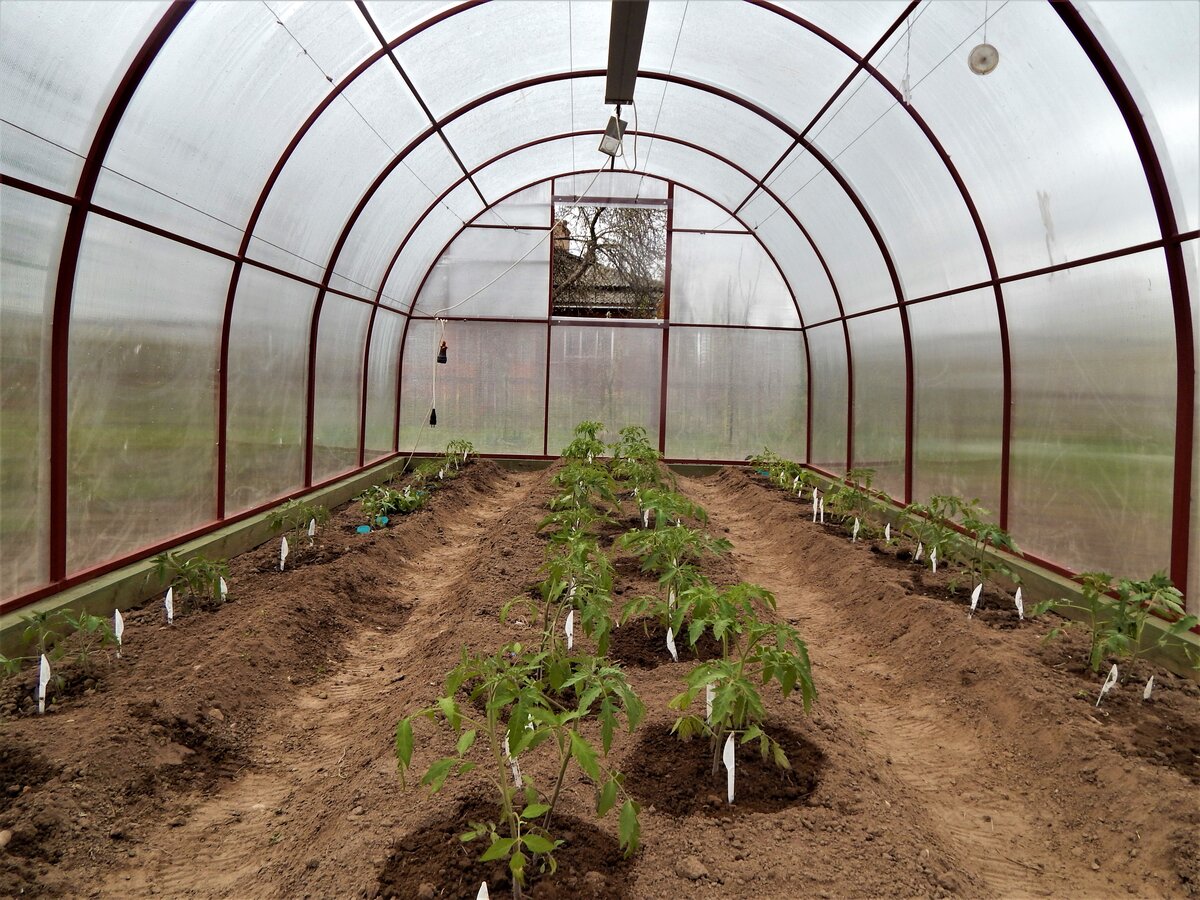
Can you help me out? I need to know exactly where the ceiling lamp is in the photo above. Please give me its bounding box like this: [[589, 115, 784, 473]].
[[968, 43, 999, 75], [598, 111, 627, 158]]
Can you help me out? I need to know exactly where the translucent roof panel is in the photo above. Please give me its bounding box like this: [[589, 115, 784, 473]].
[[670, 233, 799, 328], [474, 183, 552, 228], [672, 188, 747, 232], [413, 226, 550, 319], [766, 1, 914, 56]]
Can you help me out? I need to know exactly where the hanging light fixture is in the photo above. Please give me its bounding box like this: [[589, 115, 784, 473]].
[[598, 111, 627, 157], [968, 0, 999, 75]]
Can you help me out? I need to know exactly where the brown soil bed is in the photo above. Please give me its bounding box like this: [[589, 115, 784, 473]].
[[1, 460, 1197, 899], [607, 618, 722, 669]]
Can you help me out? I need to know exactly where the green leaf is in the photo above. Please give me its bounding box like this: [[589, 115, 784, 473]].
[[771, 741, 791, 770], [455, 729, 477, 756], [618, 799, 640, 855], [481, 837, 516, 862], [394, 718, 414, 768], [597, 778, 618, 817], [510, 849, 528, 885], [569, 731, 601, 781], [420, 757, 456, 793], [436, 696, 461, 731], [523, 834, 557, 854], [521, 803, 550, 820]]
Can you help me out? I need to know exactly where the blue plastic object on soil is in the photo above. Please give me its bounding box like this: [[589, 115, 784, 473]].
[[756, 469, 769, 476], [356, 525, 372, 534], [376, 515, 389, 526]]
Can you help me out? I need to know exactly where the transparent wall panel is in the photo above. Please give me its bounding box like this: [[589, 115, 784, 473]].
[[805, 323, 848, 471], [225, 266, 316, 515], [555, 173, 669, 202], [475, 183, 552, 228], [746, 168, 897, 315], [413, 227, 550, 319], [909, 290, 1003, 515], [378, 201, 469, 313], [877, 0, 1159, 276], [1088, 0, 1200, 232], [666, 328, 806, 461], [312, 296, 371, 480], [94, 1, 364, 252], [0, 1, 166, 193], [0, 189, 67, 597], [748, 206, 840, 326], [364, 309, 405, 460], [673, 188, 746, 232], [1007, 251, 1175, 580], [670, 233, 799, 328], [68, 217, 229, 572], [547, 326, 662, 453], [399, 320, 546, 455], [847, 309, 906, 499]]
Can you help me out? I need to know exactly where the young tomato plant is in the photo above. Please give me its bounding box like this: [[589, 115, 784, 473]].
[[151, 551, 230, 610], [634, 487, 708, 530], [561, 420, 607, 463], [824, 468, 887, 537], [957, 508, 1021, 599], [616, 524, 731, 610], [266, 499, 330, 539], [396, 644, 641, 898], [358, 484, 426, 523], [549, 462, 619, 519]]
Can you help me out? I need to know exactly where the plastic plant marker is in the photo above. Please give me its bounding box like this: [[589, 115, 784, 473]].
[[792, 475, 799, 490], [668, 588, 675, 610], [503, 734, 522, 788], [812, 496, 818, 523], [1014, 587, 1024, 620], [885, 523, 891, 543], [643, 510, 650, 528], [565, 610, 575, 651], [37, 654, 50, 714], [1143, 676, 1154, 700], [666, 626, 678, 662], [219, 576, 228, 603], [476, 883, 489, 900], [723, 732, 736, 804], [280, 536, 289, 571], [307, 518, 316, 540], [818, 498, 825, 525], [852, 518, 860, 542], [969, 584, 982, 618], [114, 608, 124, 657], [1096, 664, 1119, 707], [931, 546, 938, 574], [165, 587, 174, 624], [438, 468, 444, 480], [914, 542, 924, 563], [705, 682, 714, 722]]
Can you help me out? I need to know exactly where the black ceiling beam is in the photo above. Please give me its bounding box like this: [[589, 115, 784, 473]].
[[605, 0, 649, 105]]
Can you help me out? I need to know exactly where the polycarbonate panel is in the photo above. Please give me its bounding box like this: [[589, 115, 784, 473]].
[[475, 183, 553, 228], [555, 172, 669, 202], [377, 199, 468, 313], [94, 1, 373, 252], [878, 0, 1159, 276], [330, 145, 481, 296], [670, 233, 798, 328], [312, 295, 372, 480], [249, 60, 428, 277], [441, 79, 577, 173], [744, 167, 895, 315], [471, 139, 584, 208], [358, 1, 460, 43], [0, 189, 67, 598], [666, 328, 806, 461], [364, 308, 405, 460], [67, 217, 229, 572], [1087, 0, 1200, 231], [747, 202, 840, 325], [225, 265, 315, 515], [767, 1, 913, 55], [639, 0, 854, 136], [847, 309, 906, 500], [547, 326, 661, 452], [1007, 251, 1175, 580], [394, 1, 573, 120], [909, 290, 1003, 515], [0, 1, 166, 192], [413, 227, 549, 319], [398, 319, 546, 455], [805, 323, 848, 471], [672, 188, 745, 232], [808, 77, 989, 298]]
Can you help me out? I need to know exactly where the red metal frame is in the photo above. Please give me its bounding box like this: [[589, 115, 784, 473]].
[[658, 184, 675, 455]]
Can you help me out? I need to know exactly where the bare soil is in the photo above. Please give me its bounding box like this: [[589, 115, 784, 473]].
[[2, 462, 1198, 899]]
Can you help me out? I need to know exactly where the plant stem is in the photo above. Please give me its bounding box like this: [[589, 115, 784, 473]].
[[542, 737, 572, 832]]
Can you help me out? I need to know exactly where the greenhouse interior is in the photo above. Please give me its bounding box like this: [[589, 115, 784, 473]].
[[1, 1, 1198, 898]]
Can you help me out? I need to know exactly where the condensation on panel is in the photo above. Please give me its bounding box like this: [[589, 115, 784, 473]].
[[225, 265, 316, 515], [672, 188, 746, 232], [0, 2, 166, 192], [312, 295, 372, 481], [67, 217, 230, 572], [364, 308, 405, 460], [665, 328, 806, 461], [805, 323, 848, 471], [909, 289, 1003, 515], [670, 233, 799, 328], [0, 189, 67, 598], [413, 227, 550, 319], [398, 319, 547, 455], [547, 326, 662, 453], [1087, 1, 1200, 233], [847, 309, 906, 500], [1007, 251, 1175, 580], [474, 183, 553, 228]]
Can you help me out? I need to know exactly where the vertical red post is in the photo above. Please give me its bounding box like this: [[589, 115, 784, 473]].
[[658, 183, 674, 455]]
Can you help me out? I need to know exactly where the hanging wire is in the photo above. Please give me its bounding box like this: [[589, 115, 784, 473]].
[[636, 0, 689, 198], [568, 0, 577, 177]]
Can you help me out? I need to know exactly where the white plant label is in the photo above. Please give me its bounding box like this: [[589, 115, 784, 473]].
[[818, 497, 825, 525], [792, 475, 799, 490], [852, 518, 860, 542], [476, 883, 489, 900], [463, 450, 469, 462], [307, 518, 316, 540], [930, 546, 938, 574], [1143, 676, 1155, 700], [280, 536, 289, 571], [812, 498, 818, 523], [438, 468, 444, 480], [503, 734, 522, 788], [723, 732, 736, 804], [642, 509, 650, 528], [969, 584, 982, 618], [705, 682, 715, 721], [666, 626, 678, 662], [914, 542, 924, 563], [565, 610, 575, 651], [885, 523, 891, 544], [114, 608, 124, 657], [37, 654, 50, 714], [219, 576, 228, 603], [165, 587, 174, 624], [1014, 587, 1024, 620], [632, 487, 639, 500], [668, 588, 676, 610], [1096, 664, 1119, 707]]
